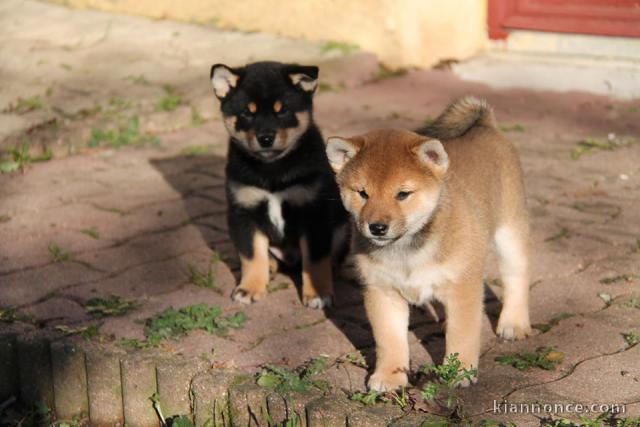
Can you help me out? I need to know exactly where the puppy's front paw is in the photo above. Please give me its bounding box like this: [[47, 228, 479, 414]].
[[368, 370, 408, 392], [303, 295, 332, 310], [454, 375, 478, 388], [231, 286, 265, 304], [497, 313, 532, 340]]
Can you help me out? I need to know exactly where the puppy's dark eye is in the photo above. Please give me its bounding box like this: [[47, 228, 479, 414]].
[[358, 190, 369, 200], [396, 191, 412, 201], [240, 109, 254, 119], [277, 105, 288, 116]]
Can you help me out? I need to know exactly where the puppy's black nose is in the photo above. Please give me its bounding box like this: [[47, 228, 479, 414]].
[[257, 134, 275, 148], [369, 223, 388, 236]]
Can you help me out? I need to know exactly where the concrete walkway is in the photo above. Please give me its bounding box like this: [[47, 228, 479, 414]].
[[1, 1, 639, 425]]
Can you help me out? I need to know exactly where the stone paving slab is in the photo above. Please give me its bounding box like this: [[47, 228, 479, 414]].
[[1, 0, 640, 425]]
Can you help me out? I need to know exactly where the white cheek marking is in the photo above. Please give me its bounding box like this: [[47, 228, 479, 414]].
[[229, 181, 322, 237]]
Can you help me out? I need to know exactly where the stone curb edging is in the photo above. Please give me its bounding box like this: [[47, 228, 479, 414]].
[[0, 332, 439, 426]]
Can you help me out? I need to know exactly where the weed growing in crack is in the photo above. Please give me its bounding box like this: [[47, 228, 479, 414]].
[[419, 353, 478, 409], [88, 116, 160, 148], [155, 85, 183, 112], [186, 259, 222, 295], [123, 304, 246, 348], [54, 324, 99, 340], [320, 41, 359, 54], [80, 227, 100, 239], [540, 411, 640, 427], [191, 106, 205, 127], [499, 123, 526, 133], [267, 282, 289, 293], [0, 308, 34, 324], [350, 390, 386, 406], [150, 392, 194, 427], [620, 298, 640, 309], [370, 64, 408, 82], [0, 141, 52, 174], [600, 274, 638, 284], [495, 347, 564, 371], [48, 243, 73, 262], [337, 351, 368, 369], [125, 74, 150, 85], [181, 145, 212, 156], [3, 95, 43, 114], [533, 312, 575, 333], [545, 227, 571, 242], [85, 295, 140, 318], [570, 135, 638, 160], [623, 331, 639, 347], [256, 356, 330, 394]]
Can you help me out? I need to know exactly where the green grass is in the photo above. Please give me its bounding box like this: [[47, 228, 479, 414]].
[[338, 351, 368, 368], [350, 390, 386, 406], [499, 123, 526, 133], [540, 412, 640, 427], [80, 227, 100, 239], [267, 282, 289, 293], [140, 304, 246, 346], [187, 262, 222, 295], [5, 95, 43, 114], [53, 324, 99, 340], [495, 347, 564, 371], [256, 357, 330, 394], [181, 145, 212, 156], [620, 298, 640, 309], [0, 308, 34, 324], [600, 274, 637, 284], [155, 85, 183, 112], [191, 106, 205, 127], [533, 312, 575, 333], [371, 64, 408, 82], [570, 136, 638, 160], [48, 243, 73, 262], [88, 116, 160, 148], [0, 141, 52, 174], [544, 227, 570, 242], [419, 353, 478, 409], [85, 295, 139, 318], [124, 74, 151, 85], [624, 331, 639, 347], [321, 41, 359, 54], [150, 393, 194, 427]]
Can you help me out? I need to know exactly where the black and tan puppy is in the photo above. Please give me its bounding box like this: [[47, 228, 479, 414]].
[[210, 61, 348, 309]]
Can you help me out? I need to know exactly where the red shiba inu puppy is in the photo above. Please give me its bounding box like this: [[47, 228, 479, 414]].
[[326, 97, 531, 391]]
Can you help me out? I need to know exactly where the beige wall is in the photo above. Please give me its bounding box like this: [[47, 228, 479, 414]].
[[49, 0, 488, 68]]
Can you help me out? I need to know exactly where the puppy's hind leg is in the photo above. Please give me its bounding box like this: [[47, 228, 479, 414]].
[[494, 223, 532, 340], [300, 237, 333, 309]]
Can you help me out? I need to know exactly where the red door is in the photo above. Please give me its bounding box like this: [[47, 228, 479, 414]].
[[489, 0, 640, 39]]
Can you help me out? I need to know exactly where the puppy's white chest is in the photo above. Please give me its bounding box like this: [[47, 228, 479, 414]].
[[358, 249, 454, 306], [229, 181, 321, 236]]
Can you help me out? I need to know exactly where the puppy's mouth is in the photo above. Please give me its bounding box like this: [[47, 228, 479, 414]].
[[369, 236, 393, 246], [255, 148, 284, 159]]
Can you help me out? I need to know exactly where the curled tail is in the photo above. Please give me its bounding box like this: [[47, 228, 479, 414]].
[[417, 96, 496, 140]]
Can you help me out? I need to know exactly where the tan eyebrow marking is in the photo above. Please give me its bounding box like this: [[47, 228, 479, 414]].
[[273, 101, 282, 113], [248, 102, 257, 113]]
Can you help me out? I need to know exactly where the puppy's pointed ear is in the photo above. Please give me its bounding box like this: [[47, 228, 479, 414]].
[[210, 64, 240, 99], [287, 65, 319, 93], [326, 136, 362, 173], [414, 139, 449, 177]]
